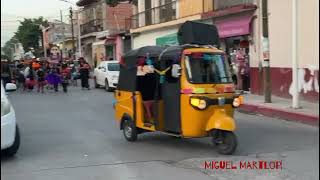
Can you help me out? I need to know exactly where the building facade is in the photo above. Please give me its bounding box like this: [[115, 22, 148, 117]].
[[76, 0, 133, 67], [257, 0, 319, 102], [46, 20, 75, 59], [127, 0, 319, 102], [128, 0, 214, 48]]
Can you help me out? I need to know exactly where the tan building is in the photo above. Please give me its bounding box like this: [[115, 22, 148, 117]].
[[261, 0, 319, 102], [129, 0, 214, 48], [128, 0, 259, 92], [46, 21, 75, 59], [76, 0, 133, 67]]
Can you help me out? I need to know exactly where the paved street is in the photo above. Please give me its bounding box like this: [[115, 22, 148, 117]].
[[1, 83, 319, 180]]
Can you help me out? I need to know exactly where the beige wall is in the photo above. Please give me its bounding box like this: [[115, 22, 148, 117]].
[[179, 0, 203, 18], [132, 25, 179, 49], [297, 0, 318, 69], [249, 7, 262, 68], [203, 0, 214, 13], [268, 0, 319, 69]]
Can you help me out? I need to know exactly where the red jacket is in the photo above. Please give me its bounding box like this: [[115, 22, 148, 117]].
[[61, 68, 71, 78]]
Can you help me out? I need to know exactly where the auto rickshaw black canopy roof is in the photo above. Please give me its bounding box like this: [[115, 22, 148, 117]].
[[177, 21, 220, 47], [118, 21, 221, 92], [122, 46, 166, 67], [118, 46, 165, 91], [117, 45, 195, 91]]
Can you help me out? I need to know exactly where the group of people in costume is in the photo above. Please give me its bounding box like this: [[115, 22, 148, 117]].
[[11, 56, 91, 93]]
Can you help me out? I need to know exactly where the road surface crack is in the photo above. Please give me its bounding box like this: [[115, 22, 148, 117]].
[[33, 159, 171, 172]]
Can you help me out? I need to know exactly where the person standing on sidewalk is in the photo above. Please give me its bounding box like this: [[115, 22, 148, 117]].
[[79, 60, 90, 90], [235, 48, 246, 90]]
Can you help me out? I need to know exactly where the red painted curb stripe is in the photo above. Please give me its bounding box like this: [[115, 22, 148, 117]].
[[238, 103, 319, 125]]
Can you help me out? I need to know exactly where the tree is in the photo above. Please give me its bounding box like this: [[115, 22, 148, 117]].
[[1, 36, 19, 61], [14, 17, 49, 57], [1, 54, 10, 60]]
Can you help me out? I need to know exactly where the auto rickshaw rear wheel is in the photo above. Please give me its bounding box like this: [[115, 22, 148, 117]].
[[211, 130, 237, 155], [123, 119, 138, 142]]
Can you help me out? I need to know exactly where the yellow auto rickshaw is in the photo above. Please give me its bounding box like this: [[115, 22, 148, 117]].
[[113, 21, 243, 155]]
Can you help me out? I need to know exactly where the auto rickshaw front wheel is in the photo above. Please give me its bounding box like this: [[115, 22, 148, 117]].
[[123, 119, 138, 142], [211, 130, 237, 155]]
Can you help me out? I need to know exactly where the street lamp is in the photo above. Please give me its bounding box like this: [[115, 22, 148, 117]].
[[58, 0, 82, 58]]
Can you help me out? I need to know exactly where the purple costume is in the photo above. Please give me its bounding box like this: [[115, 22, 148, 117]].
[[45, 68, 61, 85]]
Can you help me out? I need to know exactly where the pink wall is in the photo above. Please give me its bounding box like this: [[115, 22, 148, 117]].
[[250, 67, 319, 102], [106, 4, 133, 32]]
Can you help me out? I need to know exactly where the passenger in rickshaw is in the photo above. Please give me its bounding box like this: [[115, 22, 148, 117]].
[[136, 57, 157, 123]]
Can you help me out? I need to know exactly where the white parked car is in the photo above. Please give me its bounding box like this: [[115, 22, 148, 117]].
[[1, 82, 20, 157], [93, 60, 120, 91]]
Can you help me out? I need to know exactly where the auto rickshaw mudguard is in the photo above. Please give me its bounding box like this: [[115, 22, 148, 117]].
[[205, 109, 236, 132]]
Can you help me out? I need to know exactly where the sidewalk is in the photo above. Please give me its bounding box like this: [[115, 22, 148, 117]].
[[238, 93, 319, 126]]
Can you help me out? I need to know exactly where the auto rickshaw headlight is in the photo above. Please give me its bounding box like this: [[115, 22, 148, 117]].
[[190, 98, 207, 110], [232, 96, 243, 108]]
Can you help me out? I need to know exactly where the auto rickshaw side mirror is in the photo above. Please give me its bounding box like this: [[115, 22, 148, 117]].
[[171, 64, 181, 78]]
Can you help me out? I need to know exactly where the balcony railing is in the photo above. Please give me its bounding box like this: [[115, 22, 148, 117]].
[[80, 19, 104, 36], [125, 0, 256, 30], [125, 0, 177, 30]]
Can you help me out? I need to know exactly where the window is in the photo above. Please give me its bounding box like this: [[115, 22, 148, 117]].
[[185, 53, 232, 84], [159, 0, 176, 23], [107, 63, 120, 71]]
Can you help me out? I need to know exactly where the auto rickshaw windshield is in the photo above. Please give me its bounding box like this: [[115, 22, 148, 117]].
[[185, 53, 232, 84]]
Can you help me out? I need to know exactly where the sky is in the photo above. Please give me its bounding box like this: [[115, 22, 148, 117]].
[[1, 0, 78, 47]]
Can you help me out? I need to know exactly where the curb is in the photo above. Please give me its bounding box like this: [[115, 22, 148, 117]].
[[238, 103, 319, 126]]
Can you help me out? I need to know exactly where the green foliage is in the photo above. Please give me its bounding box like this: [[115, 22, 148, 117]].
[[2, 17, 49, 59], [14, 17, 49, 56], [1, 54, 10, 60], [1, 36, 19, 60]]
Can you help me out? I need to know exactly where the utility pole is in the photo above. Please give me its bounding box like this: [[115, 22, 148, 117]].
[[43, 29, 47, 58], [70, 7, 76, 59], [77, 10, 82, 57], [60, 10, 64, 61], [40, 25, 48, 58], [262, 0, 271, 103], [57, 0, 82, 58], [291, 0, 299, 108]]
